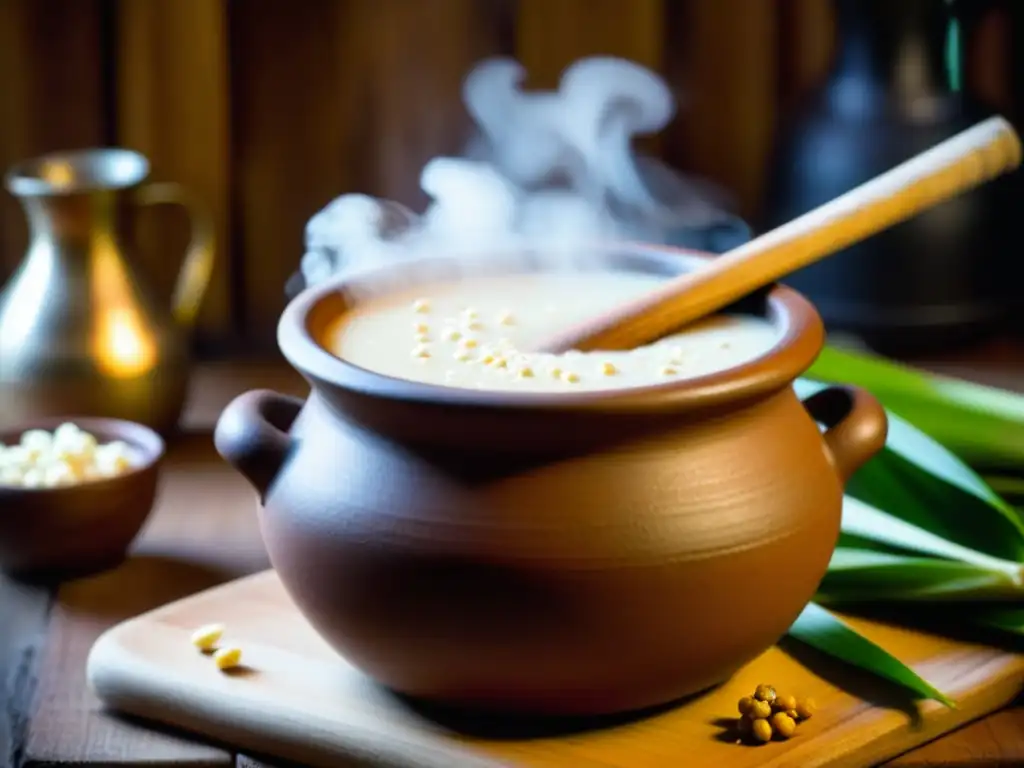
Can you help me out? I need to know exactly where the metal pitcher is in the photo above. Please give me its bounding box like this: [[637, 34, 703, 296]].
[[0, 149, 215, 435]]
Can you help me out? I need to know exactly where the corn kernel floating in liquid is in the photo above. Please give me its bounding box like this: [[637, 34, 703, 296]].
[[0, 423, 139, 488], [212, 646, 243, 671], [412, 298, 431, 314], [190, 623, 225, 651]]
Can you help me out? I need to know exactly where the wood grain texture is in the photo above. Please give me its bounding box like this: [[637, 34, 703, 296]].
[[662, 0, 778, 219], [0, 0, 107, 277], [0, 577, 51, 768], [21, 431, 278, 765], [116, 0, 233, 341], [230, 0, 512, 347], [88, 570, 1024, 768]]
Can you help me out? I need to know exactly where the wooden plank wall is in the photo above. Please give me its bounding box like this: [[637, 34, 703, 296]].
[[0, 0, 1012, 354]]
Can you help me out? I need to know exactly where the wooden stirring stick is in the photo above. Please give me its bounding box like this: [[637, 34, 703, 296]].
[[533, 116, 1022, 354]]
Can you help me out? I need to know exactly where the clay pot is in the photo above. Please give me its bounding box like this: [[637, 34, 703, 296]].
[[214, 248, 888, 717]]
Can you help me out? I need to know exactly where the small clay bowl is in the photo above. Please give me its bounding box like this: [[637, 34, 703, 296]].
[[0, 417, 165, 582]]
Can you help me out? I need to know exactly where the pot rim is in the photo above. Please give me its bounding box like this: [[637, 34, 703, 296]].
[[277, 243, 825, 414]]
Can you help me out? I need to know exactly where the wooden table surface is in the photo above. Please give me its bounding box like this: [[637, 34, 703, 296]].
[[2, 346, 1024, 768]]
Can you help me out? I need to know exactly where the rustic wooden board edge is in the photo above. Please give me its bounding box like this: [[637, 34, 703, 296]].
[[85, 572, 500, 768], [84, 570, 1024, 768]]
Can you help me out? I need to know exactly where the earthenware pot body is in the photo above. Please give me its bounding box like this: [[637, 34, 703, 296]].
[[215, 248, 888, 717]]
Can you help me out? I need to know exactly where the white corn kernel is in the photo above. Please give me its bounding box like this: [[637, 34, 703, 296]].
[[21, 468, 44, 488], [212, 646, 243, 670], [42, 461, 76, 487], [20, 429, 52, 452], [191, 623, 225, 651]]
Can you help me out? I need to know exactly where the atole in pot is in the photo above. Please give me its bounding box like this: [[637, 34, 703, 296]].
[[214, 248, 888, 717]]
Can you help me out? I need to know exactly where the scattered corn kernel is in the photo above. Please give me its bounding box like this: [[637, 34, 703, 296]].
[[732, 684, 810, 746], [601, 361, 618, 376], [462, 307, 478, 319], [212, 646, 243, 671], [412, 322, 429, 334], [445, 328, 462, 342], [517, 366, 535, 379], [412, 298, 430, 313], [454, 350, 473, 362], [754, 684, 777, 703], [770, 712, 797, 739], [773, 693, 797, 713], [460, 338, 479, 349], [795, 697, 816, 720], [659, 366, 678, 377], [190, 623, 225, 651], [561, 371, 580, 384], [493, 357, 508, 369], [497, 311, 515, 325], [747, 699, 772, 719], [411, 344, 431, 359], [751, 718, 773, 743], [550, 367, 563, 379]]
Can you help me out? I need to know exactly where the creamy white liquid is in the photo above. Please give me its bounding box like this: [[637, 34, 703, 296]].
[[328, 272, 780, 393]]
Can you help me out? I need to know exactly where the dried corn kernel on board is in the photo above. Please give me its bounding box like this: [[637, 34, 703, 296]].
[[87, 570, 1024, 768]]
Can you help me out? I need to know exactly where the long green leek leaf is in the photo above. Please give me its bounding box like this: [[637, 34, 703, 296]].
[[839, 497, 1023, 581], [817, 548, 1022, 602], [788, 602, 955, 707]]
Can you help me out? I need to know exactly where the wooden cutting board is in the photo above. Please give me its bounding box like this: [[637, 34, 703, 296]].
[[87, 570, 1024, 768]]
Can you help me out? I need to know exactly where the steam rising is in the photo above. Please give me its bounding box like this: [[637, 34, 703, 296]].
[[289, 56, 746, 296]]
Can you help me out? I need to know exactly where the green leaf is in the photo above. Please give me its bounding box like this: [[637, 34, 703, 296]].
[[839, 497, 1024, 580], [818, 548, 1022, 602], [970, 606, 1024, 634], [794, 378, 1024, 562], [806, 344, 1024, 470], [788, 602, 956, 707]]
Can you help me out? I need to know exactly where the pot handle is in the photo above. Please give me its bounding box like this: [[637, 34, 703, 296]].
[[800, 385, 888, 484], [214, 389, 305, 500]]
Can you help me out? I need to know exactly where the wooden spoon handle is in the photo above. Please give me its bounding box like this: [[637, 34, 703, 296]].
[[536, 116, 1022, 354]]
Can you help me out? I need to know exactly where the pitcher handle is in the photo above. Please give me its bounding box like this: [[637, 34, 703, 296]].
[[135, 181, 216, 327], [800, 385, 888, 484], [214, 390, 305, 501]]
